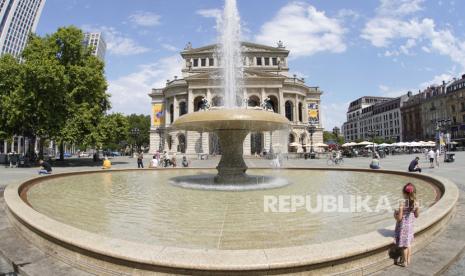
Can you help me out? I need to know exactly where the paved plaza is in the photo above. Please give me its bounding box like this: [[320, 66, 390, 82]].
[[0, 153, 464, 275]]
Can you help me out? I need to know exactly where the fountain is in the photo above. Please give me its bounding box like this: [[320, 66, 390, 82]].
[[172, 0, 289, 184], [1, 0, 458, 274]]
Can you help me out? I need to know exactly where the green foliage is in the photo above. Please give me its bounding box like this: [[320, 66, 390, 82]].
[[126, 114, 151, 148], [97, 113, 129, 150], [323, 131, 344, 144], [0, 26, 110, 158]]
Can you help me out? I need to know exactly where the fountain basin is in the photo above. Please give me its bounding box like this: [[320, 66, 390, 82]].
[[4, 168, 458, 274]]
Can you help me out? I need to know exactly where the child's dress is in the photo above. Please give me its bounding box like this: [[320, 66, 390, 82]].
[[395, 202, 415, 247]]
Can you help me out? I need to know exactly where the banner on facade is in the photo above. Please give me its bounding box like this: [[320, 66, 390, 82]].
[[307, 103, 319, 124], [152, 103, 164, 126]]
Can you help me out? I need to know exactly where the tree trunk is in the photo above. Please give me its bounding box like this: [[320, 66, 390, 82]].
[[59, 140, 64, 161], [38, 139, 44, 161]]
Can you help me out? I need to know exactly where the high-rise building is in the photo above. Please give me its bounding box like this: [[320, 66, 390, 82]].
[[0, 0, 46, 57], [83, 32, 106, 60]]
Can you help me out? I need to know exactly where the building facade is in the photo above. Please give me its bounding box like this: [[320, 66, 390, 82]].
[[342, 96, 393, 141], [0, 0, 45, 57], [149, 42, 323, 156], [83, 32, 106, 60], [446, 75, 465, 143]]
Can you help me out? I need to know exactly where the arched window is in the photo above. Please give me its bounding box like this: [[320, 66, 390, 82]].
[[285, 101, 293, 121], [250, 132, 264, 155], [179, 102, 187, 116], [177, 134, 186, 153], [167, 135, 173, 150], [169, 104, 174, 124], [269, 95, 279, 113], [212, 96, 224, 107], [194, 96, 204, 112], [288, 133, 297, 153], [298, 102, 303, 122], [248, 95, 260, 107]]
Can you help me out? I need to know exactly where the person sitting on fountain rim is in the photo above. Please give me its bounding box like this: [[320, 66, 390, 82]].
[[408, 157, 422, 173], [38, 159, 52, 175], [102, 157, 111, 169], [182, 156, 189, 167], [370, 156, 380, 169]]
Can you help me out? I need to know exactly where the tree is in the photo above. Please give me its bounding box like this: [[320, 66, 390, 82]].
[[0, 26, 109, 160], [126, 114, 151, 150], [323, 131, 344, 145], [97, 113, 129, 150], [0, 55, 25, 140]]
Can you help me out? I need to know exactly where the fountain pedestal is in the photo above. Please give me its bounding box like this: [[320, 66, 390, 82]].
[[215, 130, 248, 183]]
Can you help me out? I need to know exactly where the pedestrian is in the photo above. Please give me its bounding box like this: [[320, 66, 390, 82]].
[[102, 157, 111, 169], [408, 157, 421, 173], [435, 148, 440, 167], [181, 156, 189, 167], [137, 151, 144, 168], [171, 153, 177, 167], [38, 159, 52, 175], [394, 183, 420, 267], [149, 155, 159, 168], [427, 149, 435, 168], [370, 156, 380, 169]]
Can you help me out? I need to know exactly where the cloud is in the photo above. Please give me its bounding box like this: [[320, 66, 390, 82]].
[[162, 43, 177, 52], [108, 55, 184, 115], [255, 2, 346, 58], [320, 101, 349, 130], [378, 84, 411, 97], [361, 0, 465, 69], [83, 25, 150, 56], [196, 8, 222, 30], [128, 11, 161, 27], [336, 9, 360, 21]]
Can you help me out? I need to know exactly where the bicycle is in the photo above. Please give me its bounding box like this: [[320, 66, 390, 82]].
[[327, 156, 344, 166]]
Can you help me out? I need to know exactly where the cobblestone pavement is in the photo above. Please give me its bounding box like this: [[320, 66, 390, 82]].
[[0, 152, 464, 274]]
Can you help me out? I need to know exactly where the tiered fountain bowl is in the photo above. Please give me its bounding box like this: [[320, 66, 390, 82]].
[[172, 108, 289, 185]]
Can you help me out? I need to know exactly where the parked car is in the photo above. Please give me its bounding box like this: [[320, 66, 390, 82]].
[[79, 152, 90, 158]]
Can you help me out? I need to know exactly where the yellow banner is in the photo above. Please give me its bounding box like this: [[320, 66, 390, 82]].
[[308, 109, 318, 118], [152, 103, 164, 126]]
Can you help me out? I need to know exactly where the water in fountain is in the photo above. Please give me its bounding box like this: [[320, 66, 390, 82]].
[[219, 0, 243, 108]]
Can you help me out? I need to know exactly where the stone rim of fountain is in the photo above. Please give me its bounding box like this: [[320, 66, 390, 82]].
[[4, 168, 458, 274]]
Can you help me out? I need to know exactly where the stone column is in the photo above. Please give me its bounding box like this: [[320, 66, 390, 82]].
[[25, 138, 29, 155], [173, 96, 178, 121], [261, 88, 266, 103], [17, 136, 22, 154], [294, 94, 299, 123], [2, 140, 6, 154], [11, 137, 15, 153], [187, 89, 194, 113], [279, 88, 285, 115]]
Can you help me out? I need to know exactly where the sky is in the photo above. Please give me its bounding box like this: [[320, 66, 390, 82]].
[[36, 0, 465, 130]]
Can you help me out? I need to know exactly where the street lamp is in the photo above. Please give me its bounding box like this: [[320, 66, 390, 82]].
[[368, 128, 378, 158], [333, 126, 340, 150], [155, 127, 163, 151], [131, 128, 140, 156], [307, 124, 316, 156]]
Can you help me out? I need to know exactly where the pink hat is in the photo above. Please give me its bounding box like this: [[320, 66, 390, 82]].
[[404, 183, 414, 194]]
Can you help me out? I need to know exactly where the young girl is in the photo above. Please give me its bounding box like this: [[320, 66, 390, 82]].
[[394, 183, 420, 267]]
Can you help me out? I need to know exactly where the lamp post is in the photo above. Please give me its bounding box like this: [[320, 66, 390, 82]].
[[368, 128, 378, 158], [307, 124, 316, 157], [131, 128, 140, 157], [155, 127, 163, 151], [333, 126, 340, 150]]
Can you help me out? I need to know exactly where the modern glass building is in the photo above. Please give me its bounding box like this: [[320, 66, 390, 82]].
[[0, 0, 46, 57], [83, 32, 106, 60]]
